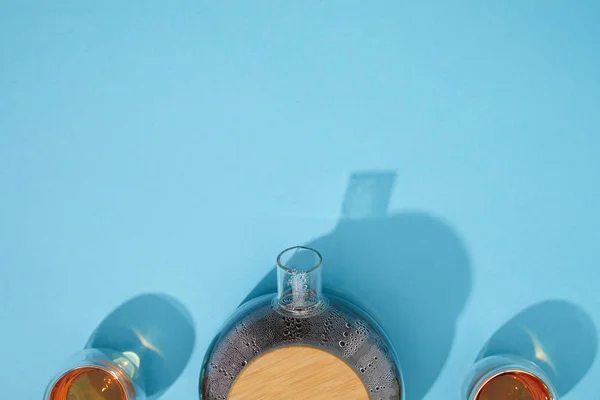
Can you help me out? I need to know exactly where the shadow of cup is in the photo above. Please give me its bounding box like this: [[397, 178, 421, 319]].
[[86, 293, 196, 400], [477, 299, 598, 397]]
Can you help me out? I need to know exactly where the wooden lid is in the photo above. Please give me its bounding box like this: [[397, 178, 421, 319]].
[[229, 345, 369, 400]]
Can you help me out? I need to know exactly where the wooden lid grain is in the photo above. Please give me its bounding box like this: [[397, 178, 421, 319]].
[[229, 345, 369, 400]]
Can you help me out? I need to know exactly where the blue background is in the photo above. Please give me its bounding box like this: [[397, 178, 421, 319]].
[[1, 1, 599, 399]]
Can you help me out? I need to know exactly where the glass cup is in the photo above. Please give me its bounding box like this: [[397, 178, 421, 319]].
[[463, 354, 559, 400], [44, 293, 195, 400], [44, 348, 145, 400]]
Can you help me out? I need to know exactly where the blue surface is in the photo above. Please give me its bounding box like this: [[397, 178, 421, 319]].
[[1, 2, 599, 399]]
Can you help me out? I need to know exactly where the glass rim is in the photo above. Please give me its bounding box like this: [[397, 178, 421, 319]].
[[276, 246, 322, 273]]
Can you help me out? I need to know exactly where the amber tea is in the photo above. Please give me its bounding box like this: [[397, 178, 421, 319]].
[[49, 366, 128, 400], [475, 370, 552, 400]]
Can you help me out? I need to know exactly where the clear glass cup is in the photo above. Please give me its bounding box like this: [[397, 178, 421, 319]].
[[463, 354, 559, 400], [43, 348, 145, 400], [44, 293, 195, 400]]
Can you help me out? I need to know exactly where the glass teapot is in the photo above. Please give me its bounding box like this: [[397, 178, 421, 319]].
[[199, 246, 404, 400]]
